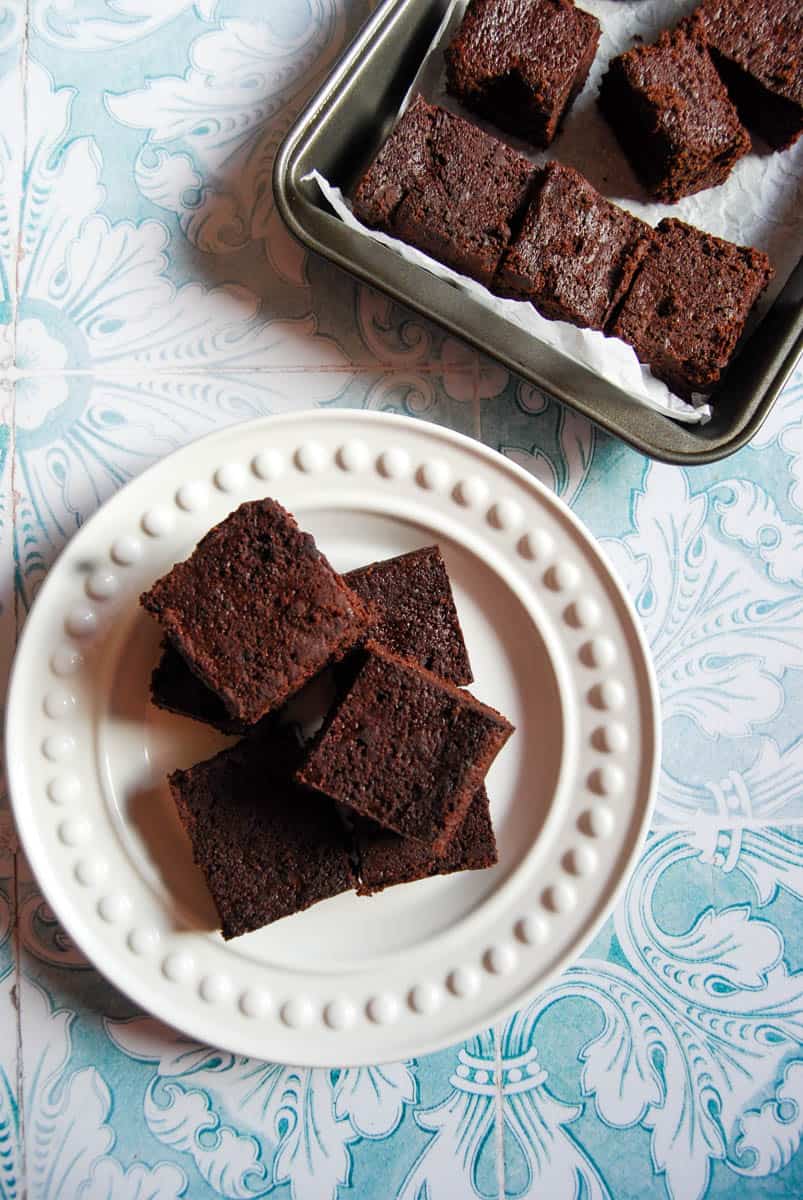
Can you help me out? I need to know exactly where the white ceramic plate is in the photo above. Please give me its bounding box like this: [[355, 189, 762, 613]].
[[8, 410, 659, 1065]]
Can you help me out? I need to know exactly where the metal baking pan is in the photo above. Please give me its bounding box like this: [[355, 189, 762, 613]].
[[274, 0, 803, 465]]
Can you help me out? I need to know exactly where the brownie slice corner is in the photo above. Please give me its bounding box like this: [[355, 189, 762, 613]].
[[150, 640, 249, 735], [346, 545, 473, 686], [698, 0, 803, 151]]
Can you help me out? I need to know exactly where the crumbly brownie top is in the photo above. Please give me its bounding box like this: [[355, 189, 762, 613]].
[[445, 0, 600, 120], [700, 0, 802, 108], [151, 641, 249, 734], [345, 546, 473, 685], [355, 786, 497, 895], [296, 642, 513, 853], [141, 499, 372, 725], [606, 22, 749, 162], [353, 95, 533, 285], [170, 725, 355, 939], [610, 217, 773, 396], [496, 162, 654, 329]]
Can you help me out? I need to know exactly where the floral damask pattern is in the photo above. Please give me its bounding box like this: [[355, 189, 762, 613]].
[[2, 1, 803, 1197], [105, 1, 346, 275], [8, 973, 188, 1200], [32, 0, 217, 50], [604, 464, 803, 738], [502, 826, 803, 1200], [103, 1020, 417, 1200]]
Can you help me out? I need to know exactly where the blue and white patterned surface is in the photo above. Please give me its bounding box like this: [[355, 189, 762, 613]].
[[1, 2, 803, 1196]]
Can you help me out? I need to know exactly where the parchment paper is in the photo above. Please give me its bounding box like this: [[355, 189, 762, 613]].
[[307, 0, 803, 424]]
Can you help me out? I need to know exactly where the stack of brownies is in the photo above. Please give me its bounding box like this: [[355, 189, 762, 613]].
[[348, 0, 801, 401], [141, 499, 513, 940]]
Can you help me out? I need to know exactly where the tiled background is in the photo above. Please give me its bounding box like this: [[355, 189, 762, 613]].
[[2, 1, 803, 1197]]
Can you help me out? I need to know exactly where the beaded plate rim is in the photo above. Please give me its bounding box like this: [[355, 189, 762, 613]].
[[7, 409, 660, 1066]]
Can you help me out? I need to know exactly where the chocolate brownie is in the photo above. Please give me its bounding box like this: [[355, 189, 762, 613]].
[[494, 162, 654, 330], [150, 545, 472, 730], [698, 0, 803, 150], [608, 217, 773, 398], [598, 20, 750, 202], [150, 641, 249, 734], [169, 725, 355, 939], [352, 95, 534, 286], [141, 499, 372, 725], [346, 546, 472, 685], [355, 787, 497, 895], [445, 0, 600, 148], [296, 642, 513, 854]]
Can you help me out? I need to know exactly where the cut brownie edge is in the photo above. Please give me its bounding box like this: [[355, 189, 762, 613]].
[[708, 49, 803, 150], [698, 0, 803, 151], [151, 640, 250, 735], [352, 94, 435, 229]]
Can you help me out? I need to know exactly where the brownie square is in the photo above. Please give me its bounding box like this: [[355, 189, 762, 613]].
[[141, 499, 372, 726], [445, 0, 601, 148], [598, 20, 750, 202], [494, 162, 654, 330], [608, 217, 773, 398], [355, 787, 497, 895], [296, 642, 513, 854], [352, 95, 534, 286], [149, 545, 472, 730], [169, 725, 355, 939], [699, 0, 803, 150], [346, 546, 472, 685]]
